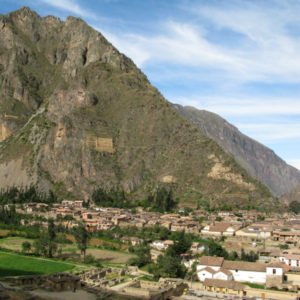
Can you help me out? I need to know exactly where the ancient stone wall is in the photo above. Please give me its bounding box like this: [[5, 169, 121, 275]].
[[266, 275, 283, 289], [86, 136, 114, 153]]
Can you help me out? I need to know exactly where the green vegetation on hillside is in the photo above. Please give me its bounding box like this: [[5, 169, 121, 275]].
[[0, 186, 58, 205], [92, 186, 178, 212]]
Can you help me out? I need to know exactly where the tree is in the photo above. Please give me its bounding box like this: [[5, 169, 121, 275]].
[[33, 233, 50, 257], [149, 255, 186, 279], [228, 251, 239, 261], [289, 201, 300, 214], [185, 260, 198, 287], [33, 219, 57, 258], [152, 187, 177, 212], [240, 248, 258, 262], [22, 241, 31, 253], [74, 223, 91, 259], [207, 240, 228, 258], [167, 231, 191, 257], [128, 246, 151, 267], [48, 218, 56, 258]]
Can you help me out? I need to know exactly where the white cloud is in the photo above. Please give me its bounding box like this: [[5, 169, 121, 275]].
[[174, 96, 300, 116], [38, 0, 96, 19], [100, 21, 244, 72], [95, 1, 300, 84]]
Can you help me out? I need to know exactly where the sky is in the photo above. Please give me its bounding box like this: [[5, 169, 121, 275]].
[[1, 0, 300, 170]]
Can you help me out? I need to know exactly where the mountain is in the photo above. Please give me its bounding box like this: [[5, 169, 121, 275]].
[[173, 105, 300, 197], [0, 7, 275, 209], [281, 184, 300, 204]]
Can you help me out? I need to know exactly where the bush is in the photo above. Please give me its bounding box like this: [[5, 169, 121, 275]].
[[84, 254, 95, 264], [280, 244, 289, 250], [22, 241, 31, 253]]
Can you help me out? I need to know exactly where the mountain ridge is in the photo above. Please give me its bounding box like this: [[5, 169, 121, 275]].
[[173, 104, 300, 197], [0, 7, 276, 209]]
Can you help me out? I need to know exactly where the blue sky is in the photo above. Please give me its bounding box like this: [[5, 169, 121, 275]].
[[1, 0, 300, 170]]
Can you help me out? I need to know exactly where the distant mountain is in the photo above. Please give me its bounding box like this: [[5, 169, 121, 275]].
[[173, 105, 300, 197], [281, 184, 300, 204], [0, 7, 275, 209]]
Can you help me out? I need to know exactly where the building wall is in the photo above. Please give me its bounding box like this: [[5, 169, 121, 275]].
[[214, 272, 231, 280], [235, 230, 258, 238], [266, 267, 283, 276], [265, 275, 283, 288], [124, 287, 150, 297], [229, 269, 266, 284], [246, 288, 296, 300], [197, 270, 213, 282], [280, 256, 300, 267], [286, 272, 300, 283]]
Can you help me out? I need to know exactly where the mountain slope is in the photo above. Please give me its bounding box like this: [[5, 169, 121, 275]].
[[281, 184, 300, 204], [173, 105, 300, 197], [0, 7, 275, 209]]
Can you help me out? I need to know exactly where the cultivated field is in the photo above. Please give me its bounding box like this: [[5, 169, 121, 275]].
[[61, 247, 136, 264], [0, 230, 10, 237], [0, 237, 34, 251], [0, 251, 75, 277], [85, 248, 136, 264]]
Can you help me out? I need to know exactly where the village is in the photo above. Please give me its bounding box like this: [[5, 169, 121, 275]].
[[2, 199, 300, 299]]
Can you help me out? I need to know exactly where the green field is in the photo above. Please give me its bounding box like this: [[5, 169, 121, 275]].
[[0, 237, 34, 251], [0, 251, 75, 277]]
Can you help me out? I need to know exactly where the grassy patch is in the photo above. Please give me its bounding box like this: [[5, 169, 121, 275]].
[[243, 282, 265, 289], [140, 263, 154, 272], [138, 275, 157, 282], [0, 251, 75, 277]]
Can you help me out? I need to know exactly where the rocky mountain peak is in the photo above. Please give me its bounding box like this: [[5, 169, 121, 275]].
[[0, 7, 277, 209]]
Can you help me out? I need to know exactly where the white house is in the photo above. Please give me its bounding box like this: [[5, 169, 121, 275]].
[[266, 263, 284, 276], [151, 240, 174, 251], [196, 256, 286, 284], [201, 223, 236, 237], [198, 266, 233, 282], [279, 253, 300, 267], [197, 267, 216, 282], [214, 268, 233, 281], [236, 225, 272, 240], [222, 261, 267, 284]]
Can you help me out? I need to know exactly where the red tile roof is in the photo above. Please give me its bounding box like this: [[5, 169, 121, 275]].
[[199, 256, 224, 267]]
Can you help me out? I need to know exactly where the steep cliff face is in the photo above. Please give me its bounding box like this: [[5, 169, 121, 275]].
[[173, 105, 300, 197], [0, 7, 275, 208]]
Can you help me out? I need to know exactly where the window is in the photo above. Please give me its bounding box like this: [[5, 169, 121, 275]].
[[235, 269, 238, 272], [273, 269, 276, 274]]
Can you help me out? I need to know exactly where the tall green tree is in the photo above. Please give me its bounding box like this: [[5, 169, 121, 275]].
[[150, 255, 186, 279], [74, 223, 91, 259], [48, 218, 56, 258], [289, 201, 300, 214], [167, 231, 192, 257]]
